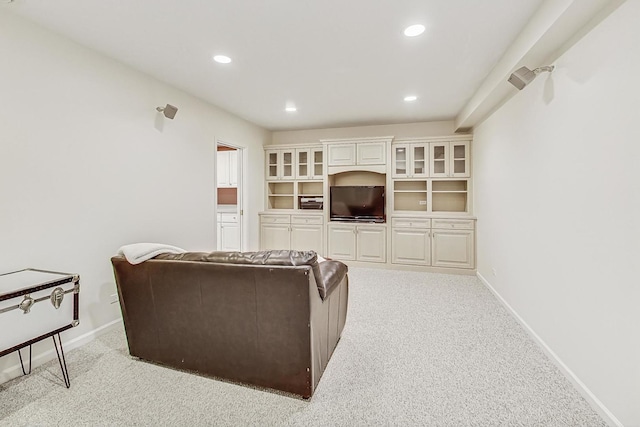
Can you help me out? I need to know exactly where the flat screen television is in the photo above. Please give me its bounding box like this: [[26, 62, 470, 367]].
[[330, 186, 385, 223]]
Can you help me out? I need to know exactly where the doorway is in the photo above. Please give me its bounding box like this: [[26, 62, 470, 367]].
[[215, 141, 243, 251]]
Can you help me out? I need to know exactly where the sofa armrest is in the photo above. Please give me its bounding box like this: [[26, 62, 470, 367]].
[[317, 260, 348, 300]]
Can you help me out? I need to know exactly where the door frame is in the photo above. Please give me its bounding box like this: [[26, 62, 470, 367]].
[[215, 139, 244, 251]]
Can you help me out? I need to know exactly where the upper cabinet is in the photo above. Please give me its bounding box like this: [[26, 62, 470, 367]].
[[322, 137, 391, 173], [357, 142, 386, 165], [327, 140, 387, 167], [217, 150, 238, 188], [264, 144, 324, 210], [392, 143, 429, 178], [327, 144, 356, 167], [296, 147, 324, 180], [265, 149, 295, 181], [430, 141, 470, 178]]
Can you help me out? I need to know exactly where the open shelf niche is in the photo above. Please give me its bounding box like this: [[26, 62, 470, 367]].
[[328, 170, 386, 187], [432, 180, 468, 212], [393, 180, 428, 212], [267, 181, 294, 209], [297, 181, 323, 210]]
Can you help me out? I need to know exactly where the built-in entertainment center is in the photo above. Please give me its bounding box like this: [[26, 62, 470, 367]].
[[259, 135, 475, 274]]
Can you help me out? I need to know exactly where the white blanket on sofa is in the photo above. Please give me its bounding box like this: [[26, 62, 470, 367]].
[[117, 243, 186, 265]]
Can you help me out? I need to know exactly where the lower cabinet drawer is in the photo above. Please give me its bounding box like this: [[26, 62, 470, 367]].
[[291, 215, 323, 225], [260, 215, 290, 224], [431, 219, 475, 230], [391, 218, 431, 229], [220, 213, 239, 223]]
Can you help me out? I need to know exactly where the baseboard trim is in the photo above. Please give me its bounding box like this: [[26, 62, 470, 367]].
[[476, 272, 622, 427], [0, 317, 123, 384]]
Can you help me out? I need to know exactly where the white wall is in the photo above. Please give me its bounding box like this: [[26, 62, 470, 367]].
[[271, 120, 456, 145], [472, 2, 639, 425], [0, 12, 269, 380]]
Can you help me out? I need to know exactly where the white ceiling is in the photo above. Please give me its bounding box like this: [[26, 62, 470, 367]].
[[6, 0, 544, 131]]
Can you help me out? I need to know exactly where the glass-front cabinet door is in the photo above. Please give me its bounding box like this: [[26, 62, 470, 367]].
[[296, 149, 309, 179], [392, 144, 409, 178], [310, 147, 324, 180], [265, 150, 279, 180], [296, 147, 323, 180], [393, 143, 429, 178], [450, 141, 470, 177], [430, 143, 450, 177], [266, 149, 295, 180], [281, 149, 295, 179], [411, 144, 429, 177]]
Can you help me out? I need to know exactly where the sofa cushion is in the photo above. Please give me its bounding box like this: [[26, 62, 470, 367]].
[[153, 250, 347, 300], [155, 249, 316, 266]]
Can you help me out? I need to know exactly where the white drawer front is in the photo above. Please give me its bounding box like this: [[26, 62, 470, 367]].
[[220, 213, 239, 223], [391, 218, 431, 229], [291, 215, 323, 225], [260, 215, 290, 224], [431, 219, 474, 230]]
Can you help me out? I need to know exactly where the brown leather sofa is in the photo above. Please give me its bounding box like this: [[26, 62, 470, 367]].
[[111, 250, 348, 398]]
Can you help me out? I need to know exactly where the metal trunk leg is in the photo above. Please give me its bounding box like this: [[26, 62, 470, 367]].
[[17, 345, 32, 375], [52, 333, 70, 388]]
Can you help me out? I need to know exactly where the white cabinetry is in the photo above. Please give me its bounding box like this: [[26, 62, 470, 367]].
[[291, 215, 323, 254], [260, 214, 291, 250], [391, 217, 475, 269], [392, 143, 429, 178], [217, 212, 240, 251], [264, 145, 324, 211], [391, 218, 431, 265], [326, 224, 356, 259], [430, 141, 470, 178], [356, 225, 386, 263], [229, 151, 238, 187], [327, 142, 386, 167], [327, 223, 386, 263], [327, 144, 356, 167], [296, 147, 324, 180], [265, 149, 295, 181], [261, 136, 475, 273], [357, 142, 386, 165], [430, 219, 475, 269], [260, 213, 324, 255], [217, 150, 238, 187]]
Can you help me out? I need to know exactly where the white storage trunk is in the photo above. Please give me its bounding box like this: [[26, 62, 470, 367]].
[[0, 269, 79, 358]]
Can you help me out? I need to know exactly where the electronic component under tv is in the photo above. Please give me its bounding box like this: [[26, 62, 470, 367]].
[[330, 186, 385, 223]]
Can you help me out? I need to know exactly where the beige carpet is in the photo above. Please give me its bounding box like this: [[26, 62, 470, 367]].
[[0, 268, 606, 426]]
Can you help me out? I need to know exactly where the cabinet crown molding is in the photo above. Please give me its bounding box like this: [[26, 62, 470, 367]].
[[264, 142, 323, 150], [320, 136, 394, 144], [393, 135, 472, 144]]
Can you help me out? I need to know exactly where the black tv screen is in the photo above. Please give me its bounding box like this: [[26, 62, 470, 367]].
[[330, 186, 385, 222]]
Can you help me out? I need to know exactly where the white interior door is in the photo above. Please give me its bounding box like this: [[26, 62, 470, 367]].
[[216, 141, 243, 252]]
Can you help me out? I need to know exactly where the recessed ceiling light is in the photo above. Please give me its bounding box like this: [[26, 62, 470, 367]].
[[285, 106, 297, 112], [404, 24, 425, 37], [213, 55, 232, 64], [404, 95, 418, 102]]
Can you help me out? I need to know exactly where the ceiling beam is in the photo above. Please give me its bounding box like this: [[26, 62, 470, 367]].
[[455, 0, 626, 132]]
